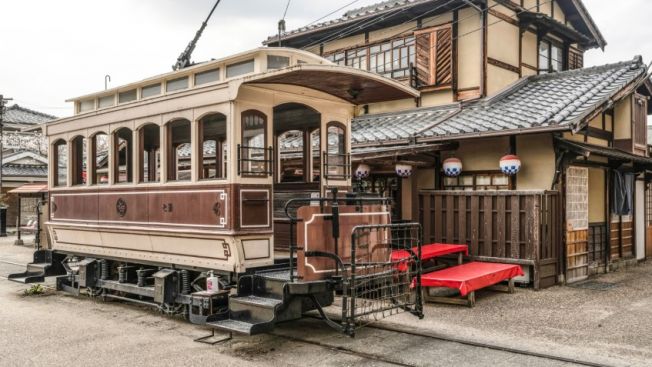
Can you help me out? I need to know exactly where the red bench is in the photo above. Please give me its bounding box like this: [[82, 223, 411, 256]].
[[418, 262, 524, 307], [392, 243, 468, 272]]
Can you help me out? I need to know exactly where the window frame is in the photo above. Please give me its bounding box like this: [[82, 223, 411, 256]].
[[239, 110, 269, 177], [112, 127, 134, 184], [52, 139, 68, 187], [442, 170, 513, 191], [538, 38, 565, 75], [90, 132, 109, 185], [198, 113, 228, 181], [165, 119, 192, 182], [70, 135, 87, 186], [324, 121, 349, 180]]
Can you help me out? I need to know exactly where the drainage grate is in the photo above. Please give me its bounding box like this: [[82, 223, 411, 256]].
[[569, 280, 617, 291]]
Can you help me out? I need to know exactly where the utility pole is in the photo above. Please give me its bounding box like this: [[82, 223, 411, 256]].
[[0, 95, 12, 237]]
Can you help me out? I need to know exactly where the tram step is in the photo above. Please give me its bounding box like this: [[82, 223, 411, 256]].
[[229, 295, 282, 324], [206, 318, 274, 336], [8, 263, 51, 284]]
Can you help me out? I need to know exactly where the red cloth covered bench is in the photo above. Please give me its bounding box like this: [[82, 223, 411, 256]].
[[392, 244, 468, 272], [418, 262, 524, 307]]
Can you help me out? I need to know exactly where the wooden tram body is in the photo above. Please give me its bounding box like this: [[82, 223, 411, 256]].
[[11, 48, 423, 336]]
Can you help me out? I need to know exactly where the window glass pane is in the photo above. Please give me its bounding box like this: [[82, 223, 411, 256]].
[[200, 114, 227, 180], [459, 175, 474, 186], [114, 128, 133, 183], [140, 125, 160, 183], [327, 124, 345, 178], [141, 83, 161, 98], [539, 41, 550, 74], [476, 175, 491, 186], [56, 142, 68, 187], [71, 137, 87, 185], [166, 77, 188, 92], [167, 120, 191, 181], [267, 55, 290, 70], [278, 130, 305, 183], [493, 175, 509, 186], [98, 95, 115, 109], [118, 89, 137, 104], [241, 112, 267, 175], [311, 129, 320, 182], [551, 45, 563, 72], [444, 177, 458, 187], [80, 99, 94, 112], [194, 68, 220, 86], [94, 134, 109, 184], [226, 59, 255, 78]]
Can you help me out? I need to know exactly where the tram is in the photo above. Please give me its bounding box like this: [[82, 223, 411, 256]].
[[10, 48, 424, 337]]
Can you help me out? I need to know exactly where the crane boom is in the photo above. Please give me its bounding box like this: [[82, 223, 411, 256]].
[[172, 0, 221, 71]]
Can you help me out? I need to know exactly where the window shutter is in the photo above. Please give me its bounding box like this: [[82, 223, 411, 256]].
[[434, 27, 453, 86], [415, 33, 433, 87], [415, 25, 453, 88], [633, 94, 648, 155], [568, 48, 584, 70]]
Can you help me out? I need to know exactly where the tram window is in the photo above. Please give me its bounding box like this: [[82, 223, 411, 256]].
[[98, 95, 115, 109], [327, 123, 346, 178], [113, 128, 133, 183], [267, 55, 289, 70], [139, 124, 160, 183], [118, 89, 137, 104], [70, 136, 87, 185], [278, 130, 304, 183], [200, 114, 227, 180], [311, 129, 320, 182], [226, 59, 254, 78], [141, 83, 161, 99], [195, 68, 220, 86], [53, 140, 68, 187], [92, 133, 109, 184], [79, 99, 94, 113], [166, 77, 188, 93], [241, 111, 267, 175], [166, 120, 191, 181]]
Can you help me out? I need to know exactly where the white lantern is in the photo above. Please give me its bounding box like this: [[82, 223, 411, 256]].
[[442, 157, 463, 177], [354, 163, 371, 179], [395, 163, 413, 178], [500, 154, 521, 175]]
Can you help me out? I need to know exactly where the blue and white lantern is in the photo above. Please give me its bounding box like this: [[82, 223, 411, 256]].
[[442, 158, 463, 177], [395, 164, 413, 178], [500, 155, 521, 175], [354, 163, 371, 179]]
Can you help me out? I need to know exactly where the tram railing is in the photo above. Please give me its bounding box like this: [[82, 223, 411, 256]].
[[237, 144, 273, 176], [323, 151, 351, 180], [342, 222, 423, 337]]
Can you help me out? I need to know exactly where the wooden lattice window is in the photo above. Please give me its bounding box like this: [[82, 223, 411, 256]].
[[414, 25, 453, 88], [443, 171, 510, 191], [568, 47, 584, 70], [633, 93, 648, 155]]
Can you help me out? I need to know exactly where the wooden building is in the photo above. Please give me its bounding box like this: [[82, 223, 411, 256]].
[[267, 0, 652, 287]]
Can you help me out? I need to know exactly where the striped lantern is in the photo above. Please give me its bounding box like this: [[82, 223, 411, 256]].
[[500, 154, 521, 175], [442, 157, 463, 177], [395, 164, 413, 178], [354, 163, 371, 179]]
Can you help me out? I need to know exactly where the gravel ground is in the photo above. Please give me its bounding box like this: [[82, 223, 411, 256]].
[[1, 236, 651, 366]]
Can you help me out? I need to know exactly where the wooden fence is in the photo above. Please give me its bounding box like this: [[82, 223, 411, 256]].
[[418, 190, 562, 289]]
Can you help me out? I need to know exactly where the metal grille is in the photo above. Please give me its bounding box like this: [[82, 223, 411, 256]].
[[237, 144, 272, 176], [342, 223, 423, 336]]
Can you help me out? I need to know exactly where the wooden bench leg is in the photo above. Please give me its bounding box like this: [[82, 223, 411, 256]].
[[508, 278, 515, 294], [467, 291, 476, 308], [457, 252, 463, 265]]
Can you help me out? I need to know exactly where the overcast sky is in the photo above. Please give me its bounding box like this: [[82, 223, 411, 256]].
[[1, 0, 650, 118]]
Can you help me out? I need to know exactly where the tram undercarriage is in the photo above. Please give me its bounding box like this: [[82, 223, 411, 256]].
[[10, 194, 423, 338]]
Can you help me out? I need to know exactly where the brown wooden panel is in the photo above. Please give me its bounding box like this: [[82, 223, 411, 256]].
[[240, 189, 270, 228], [566, 229, 589, 283], [647, 226, 652, 258]]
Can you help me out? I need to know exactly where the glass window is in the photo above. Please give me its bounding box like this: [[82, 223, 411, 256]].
[[141, 83, 161, 98], [311, 129, 321, 182], [167, 120, 191, 181], [53, 140, 68, 187], [70, 136, 87, 185], [278, 130, 305, 183], [166, 77, 189, 92], [139, 124, 160, 183], [226, 59, 255, 78], [113, 128, 133, 183], [443, 172, 511, 191], [194, 68, 220, 86], [92, 133, 109, 185], [551, 44, 563, 72], [79, 99, 95, 113], [326, 123, 346, 178], [241, 111, 267, 175], [200, 114, 227, 180], [98, 95, 115, 109], [267, 55, 290, 70], [118, 89, 137, 104], [539, 39, 564, 74]]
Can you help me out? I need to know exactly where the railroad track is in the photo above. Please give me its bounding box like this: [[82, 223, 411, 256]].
[[276, 315, 613, 367]]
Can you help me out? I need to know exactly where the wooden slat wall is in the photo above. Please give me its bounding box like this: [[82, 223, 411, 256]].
[[419, 190, 561, 289], [566, 229, 589, 283]]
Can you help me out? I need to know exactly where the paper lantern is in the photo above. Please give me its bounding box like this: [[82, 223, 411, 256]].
[[500, 154, 521, 175], [354, 163, 371, 179], [442, 157, 463, 177], [395, 164, 413, 178]]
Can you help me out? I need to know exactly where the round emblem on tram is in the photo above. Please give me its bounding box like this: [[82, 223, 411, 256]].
[[116, 198, 127, 217]]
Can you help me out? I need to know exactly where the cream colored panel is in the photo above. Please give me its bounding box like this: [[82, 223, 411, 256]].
[[152, 236, 227, 259], [401, 175, 413, 220], [521, 67, 537, 77], [368, 98, 416, 114], [369, 21, 417, 43], [516, 134, 556, 190], [587, 137, 609, 147], [457, 7, 482, 90], [563, 132, 584, 143], [486, 64, 519, 96], [522, 31, 538, 68], [323, 34, 365, 53], [553, 1, 565, 23], [588, 115, 602, 129], [523, 0, 537, 11], [416, 168, 435, 189], [588, 168, 606, 223], [488, 14, 520, 66], [242, 239, 271, 260], [421, 13, 453, 29], [421, 90, 454, 107], [540, 0, 552, 16], [605, 114, 613, 132], [453, 137, 509, 171], [614, 96, 632, 139]]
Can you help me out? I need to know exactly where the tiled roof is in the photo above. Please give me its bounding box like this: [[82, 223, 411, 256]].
[[351, 57, 648, 147], [266, 0, 432, 44], [2, 164, 47, 178], [3, 105, 57, 125], [352, 105, 458, 145]]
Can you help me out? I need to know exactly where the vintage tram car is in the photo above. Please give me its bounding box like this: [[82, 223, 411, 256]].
[[11, 48, 423, 337]]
